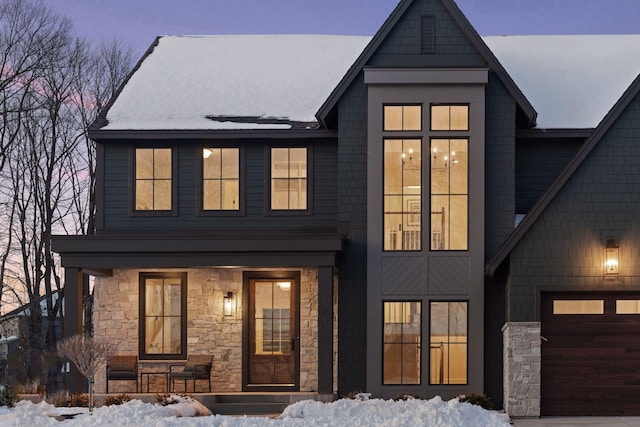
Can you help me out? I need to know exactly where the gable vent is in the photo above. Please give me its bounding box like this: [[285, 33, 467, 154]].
[[421, 15, 435, 54]]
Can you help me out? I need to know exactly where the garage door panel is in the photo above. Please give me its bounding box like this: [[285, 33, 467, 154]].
[[541, 292, 640, 416]]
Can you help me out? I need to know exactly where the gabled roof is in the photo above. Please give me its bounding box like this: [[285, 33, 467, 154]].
[[315, 0, 537, 128], [485, 35, 640, 129], [97, 35, 370, 132], [486, 72, 640, 278]]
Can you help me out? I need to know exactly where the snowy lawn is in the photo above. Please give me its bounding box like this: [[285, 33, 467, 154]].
[[0, 394, 509, 427]]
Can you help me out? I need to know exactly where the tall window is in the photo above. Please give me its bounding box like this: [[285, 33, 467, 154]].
[[430, 301, 467, 385], [383, 105, 422, 251], [135, 148, 172, 211], [383, 301, 421, 385], [430, 105, 468, 250], [203, 147, 240, 210], [271, 147, 307, 210], [140, 273, 186, 359]]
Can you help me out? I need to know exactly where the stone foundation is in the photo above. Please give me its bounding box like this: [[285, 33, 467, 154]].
[[502, 322, 541, 417], [94, 268, 336, 394]]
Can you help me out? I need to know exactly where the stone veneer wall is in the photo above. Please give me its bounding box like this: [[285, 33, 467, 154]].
[[93, 267, 336, 393], [502, 322, 541, 417]]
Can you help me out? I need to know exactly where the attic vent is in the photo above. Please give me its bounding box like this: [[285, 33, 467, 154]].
[[421, 15, 435, 54]]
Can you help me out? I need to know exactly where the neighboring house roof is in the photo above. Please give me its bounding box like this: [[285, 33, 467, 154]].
[[486, 72, 640, 278], [101, 35, 371, 131], [316, 0, 537, 128], [485, 35, 640, 129], [0, 290, 63, 319]]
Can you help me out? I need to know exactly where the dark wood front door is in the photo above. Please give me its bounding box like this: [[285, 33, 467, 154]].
[[245, 277, 299, 390], [541, 292, 640, 416]]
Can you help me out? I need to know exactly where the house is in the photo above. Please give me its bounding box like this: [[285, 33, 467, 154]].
[[51, 0, 640, 417]]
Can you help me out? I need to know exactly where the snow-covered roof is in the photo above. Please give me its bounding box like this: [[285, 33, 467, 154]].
[[103, 34, 640, 131], [484, 35, 640, 129], [104, 35, 371, 130]]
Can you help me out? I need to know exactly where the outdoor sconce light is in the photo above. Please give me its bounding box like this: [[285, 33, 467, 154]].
[[223, 291, 236, 317], [605, 239, 620, 275]]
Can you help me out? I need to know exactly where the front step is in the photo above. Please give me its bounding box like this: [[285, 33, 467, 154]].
[[198, 393, 334, 416]]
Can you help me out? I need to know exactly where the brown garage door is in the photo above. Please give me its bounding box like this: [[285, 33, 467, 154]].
[[541, 292, 640, 416]]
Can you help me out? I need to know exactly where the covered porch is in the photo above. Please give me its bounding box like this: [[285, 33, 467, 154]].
[[52, 232, 343, 398]]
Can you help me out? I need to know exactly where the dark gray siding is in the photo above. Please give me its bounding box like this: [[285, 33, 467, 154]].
[[515, 138, 583, 214], [101, 139, 338, 232], [370, 0, 485, 68], [484, 73, 517, 409], [509, 91, 640, 322], [336, 76, 368, 395]]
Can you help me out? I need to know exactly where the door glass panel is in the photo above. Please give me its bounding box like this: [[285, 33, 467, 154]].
[[553, 300, 604, 314], [254, 281, 291, 355]]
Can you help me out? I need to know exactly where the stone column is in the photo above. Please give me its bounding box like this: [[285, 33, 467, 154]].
[[317, 266, 333, 394], [502, 322, 541, 417]]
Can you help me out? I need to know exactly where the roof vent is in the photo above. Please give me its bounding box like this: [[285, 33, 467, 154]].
[[421, 15, 435, 54]]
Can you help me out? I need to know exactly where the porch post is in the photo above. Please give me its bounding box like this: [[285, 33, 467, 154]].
[[63, 267, 84, 393], [317, 266, 333, 394]]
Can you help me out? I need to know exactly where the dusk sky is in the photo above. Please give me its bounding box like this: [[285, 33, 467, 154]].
[[48, 0, 640, 56]]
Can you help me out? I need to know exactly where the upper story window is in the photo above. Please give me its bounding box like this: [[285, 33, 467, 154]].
[[135, 148, 172, 211], [430, 105, 468, 251], [270, 147, 307, 210], [202, 147, 240, 211], [431, 104, 469, 131], [383, 105, 422, 251]]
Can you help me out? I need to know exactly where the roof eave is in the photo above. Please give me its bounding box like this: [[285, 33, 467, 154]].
[[88, 128, 338, 141]]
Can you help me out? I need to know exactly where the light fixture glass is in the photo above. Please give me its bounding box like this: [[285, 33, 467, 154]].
[[223, 291, 235, 316], [605, 239, 619, 275]]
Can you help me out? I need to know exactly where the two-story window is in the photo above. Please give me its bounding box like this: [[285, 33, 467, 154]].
[[270, 147, 308, 211], [430, 105, 468, 251], [134, 148, 173, 211], [202, 147, 240, 211], [383, 105, 422, 251], [139, 272, 187, 359]]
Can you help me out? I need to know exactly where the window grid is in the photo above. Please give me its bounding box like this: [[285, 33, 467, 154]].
[[383, 301, 421, 385], [429, 301, 468, 385], [270, 147, 308, 210], [202, 147, 240, 211], [135, 148, 172, 211]]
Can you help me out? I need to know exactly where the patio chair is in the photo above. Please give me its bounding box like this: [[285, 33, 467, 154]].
[[106, 355, 138, 393], [169, 355, 213, 393]]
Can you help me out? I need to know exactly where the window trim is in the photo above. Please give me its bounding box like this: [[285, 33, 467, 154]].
[[139, 272, 188, 360], [428, 300, 468, 386], [197, 145, 245, 217], [382, 300, 422, 386], [130, 146, 178, 217], [266, 145, 313, 216]]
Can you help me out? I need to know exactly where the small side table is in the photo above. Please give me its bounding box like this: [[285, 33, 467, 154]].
[[140, 371, 169, 393]]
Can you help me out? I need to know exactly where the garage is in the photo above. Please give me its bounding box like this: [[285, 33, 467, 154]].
[[541, 292, 640, 416]]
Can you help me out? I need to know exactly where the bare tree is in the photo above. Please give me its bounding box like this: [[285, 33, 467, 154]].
[[56, 335, 120, 411]]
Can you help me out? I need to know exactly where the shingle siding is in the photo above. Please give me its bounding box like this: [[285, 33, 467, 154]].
[[509, 91, 640, 322], [336, 75, 368, 395]]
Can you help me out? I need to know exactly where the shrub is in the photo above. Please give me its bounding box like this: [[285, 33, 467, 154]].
[[0, 385, 15, 407], [45, 390, 70, 407], [343, 391, 371, 401], [14, 380, 42, 395], [67, 393, 89, 407], [155, 393, 193, 406], [393, 393, 423, 401], [104, 393, 132, 406], [457, 393, 494, 410]]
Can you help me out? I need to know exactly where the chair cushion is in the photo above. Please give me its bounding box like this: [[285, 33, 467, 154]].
[[108, 371, 137, 379], [109, 356, 137, 372]]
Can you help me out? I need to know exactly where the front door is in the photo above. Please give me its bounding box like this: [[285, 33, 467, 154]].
[[245, 275, 299, 390]]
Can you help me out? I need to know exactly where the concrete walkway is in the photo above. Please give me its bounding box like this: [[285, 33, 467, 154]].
[[512, 417, 640, 427]]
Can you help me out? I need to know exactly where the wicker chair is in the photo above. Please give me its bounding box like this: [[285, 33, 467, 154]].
[[169, 355, 213, 392], [106, 355, 138, 393]]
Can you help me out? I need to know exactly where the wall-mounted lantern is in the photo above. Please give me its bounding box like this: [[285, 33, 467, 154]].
[[605, 239, 620, 275], [223, 291, 236, 317]]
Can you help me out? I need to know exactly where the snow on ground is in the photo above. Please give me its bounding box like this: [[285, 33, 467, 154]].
[[0, 395, 509, 427]]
